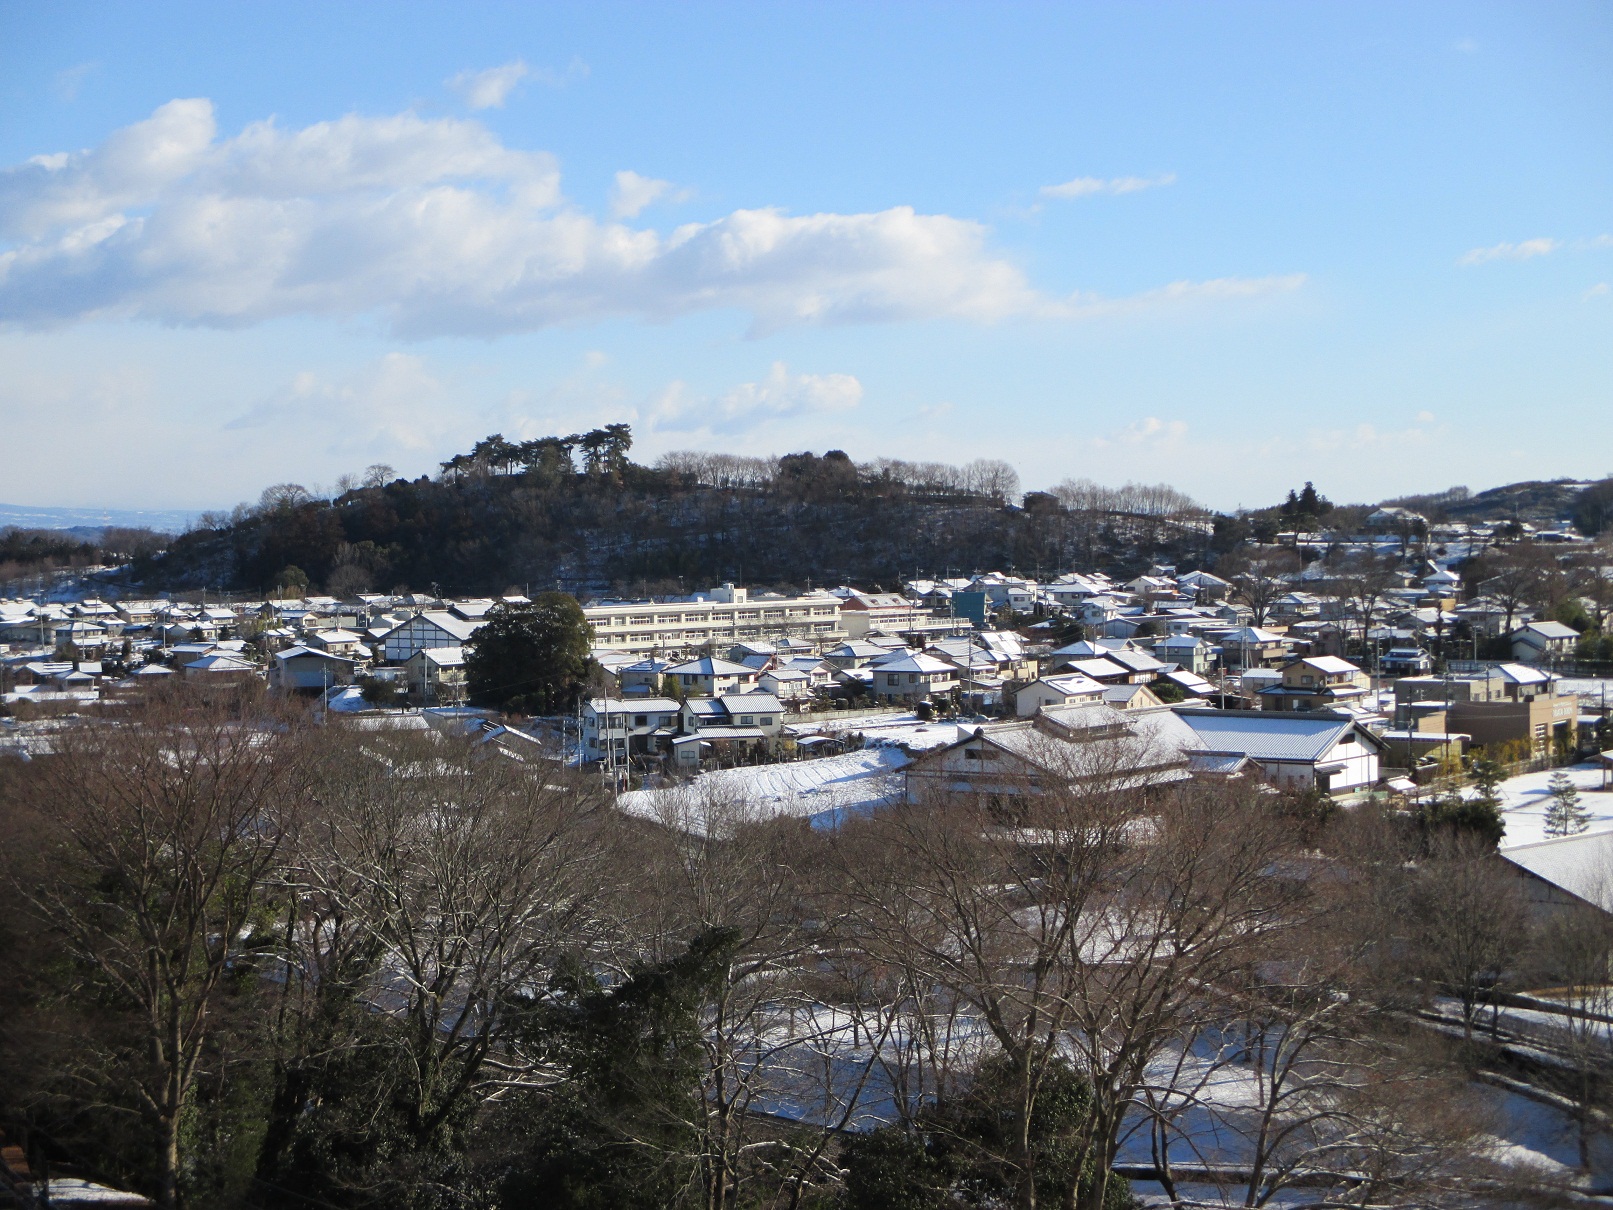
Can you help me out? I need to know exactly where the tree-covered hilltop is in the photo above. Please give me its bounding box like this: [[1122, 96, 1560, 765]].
[[137, 427, 1216, 595]]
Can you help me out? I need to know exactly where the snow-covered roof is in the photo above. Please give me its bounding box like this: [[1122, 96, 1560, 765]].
[[587, 696, 681, 713], [1518, 620, 1580, 640], [1296, 655, 1363, 675], [1173, 709, 1377, 763], [875, 652, 957, 676], [666, 656, 754, 676], [1501, 829, 1613, 913], [617, 745, 911, 832]]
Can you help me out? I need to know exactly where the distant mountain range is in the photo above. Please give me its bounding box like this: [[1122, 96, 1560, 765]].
[[0, 502, 200, 535]]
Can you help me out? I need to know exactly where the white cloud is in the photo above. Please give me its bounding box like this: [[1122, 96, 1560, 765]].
[[609, 169, 691, 218], [1458, 237, 1559, 266], [1587, 282, 1610, 299], [1092, 416, 1188, 449], [0, 100, 1301, 338], [1040, 173, 1176, 200], [225, 353, 462, 456], [647, 363, 863, 435], [446, 57, 588, 108], [53, 61, 98, 102], [1061, 274, 1307, 319], [447, 60, 529, 110]]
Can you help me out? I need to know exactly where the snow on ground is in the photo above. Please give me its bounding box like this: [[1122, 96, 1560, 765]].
[[1492, 761, 1613, 849], [616, 745, 911, 830]]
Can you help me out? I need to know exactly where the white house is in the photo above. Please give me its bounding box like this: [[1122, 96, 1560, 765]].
[[1510, 620, 1580, 663], [583, 696, 683, 761], [380, 611, 483, 663], [1173, 708, 1385, 793], [270, 645, 358, 692], [664, 656, 759, 697], [871, 652, 959, 702], [1015, 673, 1106, 716]]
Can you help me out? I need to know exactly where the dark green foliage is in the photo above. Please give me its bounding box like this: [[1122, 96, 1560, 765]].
[[465, 594, 593, 715], [358, 675, 399, 708], [1420, 791, 1505, 848], [842, 1054, 1132, 1210], [0, 526, 99, 566], [141, 429, 1211, 596], [841, 1128, 952, 1210], [1573, 477, 1613, 537], [499, 930, 743, 1210], [1151, 680, 1186, 704]]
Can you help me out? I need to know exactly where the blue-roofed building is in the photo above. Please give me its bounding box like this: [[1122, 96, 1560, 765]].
[[1173, 708, 1385, 794]]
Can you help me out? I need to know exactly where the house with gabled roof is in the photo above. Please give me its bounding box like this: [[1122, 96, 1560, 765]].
[[665, 656, 758, 697], [904, 703, 1198, 804], [1258, 655, 1369, 712], [1510, 620, 1580, 663], [380, 610, 482, 663], [1015, 672, 1106, 716], [871, 652, 959, 702], [1172, 707, 1385, 793]]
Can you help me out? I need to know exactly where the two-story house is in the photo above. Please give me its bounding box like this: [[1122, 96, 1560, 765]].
[[1258, 656, 1370, 712]]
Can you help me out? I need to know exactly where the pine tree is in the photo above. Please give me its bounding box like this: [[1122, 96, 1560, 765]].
[[1544, 771, 1590, 837]]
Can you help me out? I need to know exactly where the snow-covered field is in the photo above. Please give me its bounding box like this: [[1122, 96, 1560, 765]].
[[1492, 761, 1613, 849]]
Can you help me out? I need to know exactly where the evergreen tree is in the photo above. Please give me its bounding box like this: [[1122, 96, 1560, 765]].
[[1545, 771, 1590, 837], [1422, 791, 1505, 848], [465, 594, 594, 715]]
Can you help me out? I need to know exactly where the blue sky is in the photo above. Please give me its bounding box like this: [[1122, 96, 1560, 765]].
[[1, 1, 1609, 513]]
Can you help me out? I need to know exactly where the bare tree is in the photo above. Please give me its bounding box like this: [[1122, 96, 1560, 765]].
[[1410, 834, 1529, 1043], [1538, 897, 1613, 1169], [13, 696, 312, 1209], [834, 729, 1302, 1210], [1222, 548, 1301, 627], [270, 727, 611, 1170], [603, 783, 881, 1210]]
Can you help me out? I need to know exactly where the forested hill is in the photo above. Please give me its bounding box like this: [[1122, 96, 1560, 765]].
[[136, 432, 1215, 596]]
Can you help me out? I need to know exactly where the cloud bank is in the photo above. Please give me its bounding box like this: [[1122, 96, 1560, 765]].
[[648, 362, 863, 435], [1040, 173, 1176, 200], [1458, 237, 1559, 266], [447, 61, 531, 110], [0, 100, 1298, 338]]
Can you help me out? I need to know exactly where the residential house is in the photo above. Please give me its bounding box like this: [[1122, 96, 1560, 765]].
[[823, 640, 892, 670], [380, 611, 483, 663], [1510, 620, 1581, 663], [871, 652, 959, 702], [270, 646, 358, 692], [1155, 634, 1213, 674], [1379, 647, 1433, 676], [619, 656, 675, 696], [1173, 708, 1385, 793], [1215, 626, 1288, 670], [664, 656, 759, 697], [1176, 570, 1231, 602], [405, 646, 467, 706], [758, 666, 814, 702], [1015, 672, 1106, 716], [904, 703, 1197, 804], [306, 627, 372, 658], [1258, 656, 1370, 712], [582, 696, 683, 762]]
